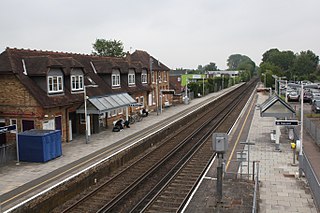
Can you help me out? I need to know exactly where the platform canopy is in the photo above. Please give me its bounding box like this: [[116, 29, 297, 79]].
[[260, 95, 296, 118], [76, 93, 137, 114]]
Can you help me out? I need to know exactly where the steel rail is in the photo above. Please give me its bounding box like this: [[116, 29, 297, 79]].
[[138, 80, 256, 213]]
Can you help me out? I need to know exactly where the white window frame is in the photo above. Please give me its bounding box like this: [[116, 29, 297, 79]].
[[80, 114, 86, 124], [112, 70, 121, 87], [48, 76, 63, 93], [10, 119, 17, 133], [128, 69, 135, 85], [151, 71, 155, 84], [141, 70, 148, 84], [140, 96, 144, 108], [107, 110, 117, 117], [158, 72, 162, 83], [71, 75, 84, 91], [163, 71, 167, 82]]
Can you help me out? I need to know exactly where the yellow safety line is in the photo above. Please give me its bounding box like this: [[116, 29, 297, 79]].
[[225, 94, 256, 171]]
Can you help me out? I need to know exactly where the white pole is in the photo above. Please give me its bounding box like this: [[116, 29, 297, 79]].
[[156, 71, 159, 115], [202, 76, 204, 96], [84, 86, 89, 144], [160, 90, 162, 114], [274, 78, 278, 94], [285, 80, 288, 102], [299, 84, 304, 156], [185, 76, 188, 103], [15, 124, 20, 165]]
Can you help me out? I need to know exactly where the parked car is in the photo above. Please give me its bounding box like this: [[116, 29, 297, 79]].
[[287, 91, 300, 102], [310, 93, 320, 105], [312, 100, 320, 113], [303, 91, 312, 103]]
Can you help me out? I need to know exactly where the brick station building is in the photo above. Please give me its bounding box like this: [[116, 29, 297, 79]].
[[0, 48, 172, 147]]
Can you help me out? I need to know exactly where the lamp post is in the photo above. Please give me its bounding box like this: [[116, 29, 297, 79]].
[[84, 84, 98, 144], [202, 75, 205, 96]]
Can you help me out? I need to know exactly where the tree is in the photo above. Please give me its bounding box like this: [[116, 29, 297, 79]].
[[203, 62, 218, 71], [260, 48, 295, 78], [227, 54, 244, 70], [292, 50, 319, 80], [197, 65, 204, 71], [227, 54, 255, 72], [261, 48, 280, 63], [92, 39, 125, 57]]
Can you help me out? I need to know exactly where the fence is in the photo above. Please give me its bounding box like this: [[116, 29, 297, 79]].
[[0, 143, 16, 166], [225, 156, 260, 213], [294, 117, 320, 210], [304, 117, 320, 146], [300, 152, 320, 210]]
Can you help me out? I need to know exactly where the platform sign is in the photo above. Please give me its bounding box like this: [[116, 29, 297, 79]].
[[275, 120, 299, 126]]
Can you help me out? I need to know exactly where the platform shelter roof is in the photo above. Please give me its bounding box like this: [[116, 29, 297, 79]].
[[260, 95, 296, 118], [76, 93, 137, 114]]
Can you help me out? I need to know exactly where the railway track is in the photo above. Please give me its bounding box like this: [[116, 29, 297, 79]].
[[56, 79, 257, 213]]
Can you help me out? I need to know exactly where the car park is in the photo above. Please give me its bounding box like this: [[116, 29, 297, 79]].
[[310, 92, 320, 105], [312, 100, 320, 113], [303, 91, 312, 102], [287, 91, 300, 102]]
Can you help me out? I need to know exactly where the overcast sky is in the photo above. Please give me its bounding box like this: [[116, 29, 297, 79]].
[[1, 0, 320, 70]]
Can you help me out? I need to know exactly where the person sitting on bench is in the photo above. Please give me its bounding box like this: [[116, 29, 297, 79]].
[[142, 108, 148, 117]]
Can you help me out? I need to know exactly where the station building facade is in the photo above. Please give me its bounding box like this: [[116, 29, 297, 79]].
[[0, 48, 171, 145]]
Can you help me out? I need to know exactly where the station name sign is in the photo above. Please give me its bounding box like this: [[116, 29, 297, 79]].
[[275, 120, 300, 126]]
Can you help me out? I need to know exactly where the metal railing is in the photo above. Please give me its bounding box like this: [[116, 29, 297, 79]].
[[300, 152, 320, 210], [225, 158, 260, 212], [252, 161, 260, 213], [304, 117, 320, 146]]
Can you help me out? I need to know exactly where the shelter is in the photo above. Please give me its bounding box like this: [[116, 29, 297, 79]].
[[76, 93, 137, 134], [260, 95, 296, 150], [260, 95, 295, 118]]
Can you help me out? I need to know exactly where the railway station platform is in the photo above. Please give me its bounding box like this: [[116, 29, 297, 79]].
[[0, 84, 319, 213], [184, 91, 318, 212], [0, 85, 240, 211]]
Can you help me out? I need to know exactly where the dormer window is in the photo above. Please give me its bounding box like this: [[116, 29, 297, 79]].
[[141, 69, 147, 84], [71, 69, 84, 92], [128, 69, 135, 85], [47, 69, 64, 94], [163, 71, 167, 82], [112, 69, 120, 87]]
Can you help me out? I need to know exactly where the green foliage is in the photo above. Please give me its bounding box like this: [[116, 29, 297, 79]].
[[227, 54, 255, 81], [260, 48, 319, 82], [203, 62, 218, 71], [92, 38, 125, 57], [291, 50, 319, 80]]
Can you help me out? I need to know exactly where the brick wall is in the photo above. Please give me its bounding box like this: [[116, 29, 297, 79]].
[[0, 74, 71, 143]]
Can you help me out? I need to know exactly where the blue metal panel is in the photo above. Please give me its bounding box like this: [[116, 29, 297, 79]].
[[18, 130, 62, 162]]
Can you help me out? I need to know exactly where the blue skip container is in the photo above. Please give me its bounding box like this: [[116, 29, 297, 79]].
[[18, 129, 62, 162]]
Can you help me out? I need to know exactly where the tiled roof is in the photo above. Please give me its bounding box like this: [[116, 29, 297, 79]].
[[0, 47, 166, 108], [129, 50, 170, 71]]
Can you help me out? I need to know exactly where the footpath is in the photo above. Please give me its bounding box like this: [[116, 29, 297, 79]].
[[249, 93, 317, 212]]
